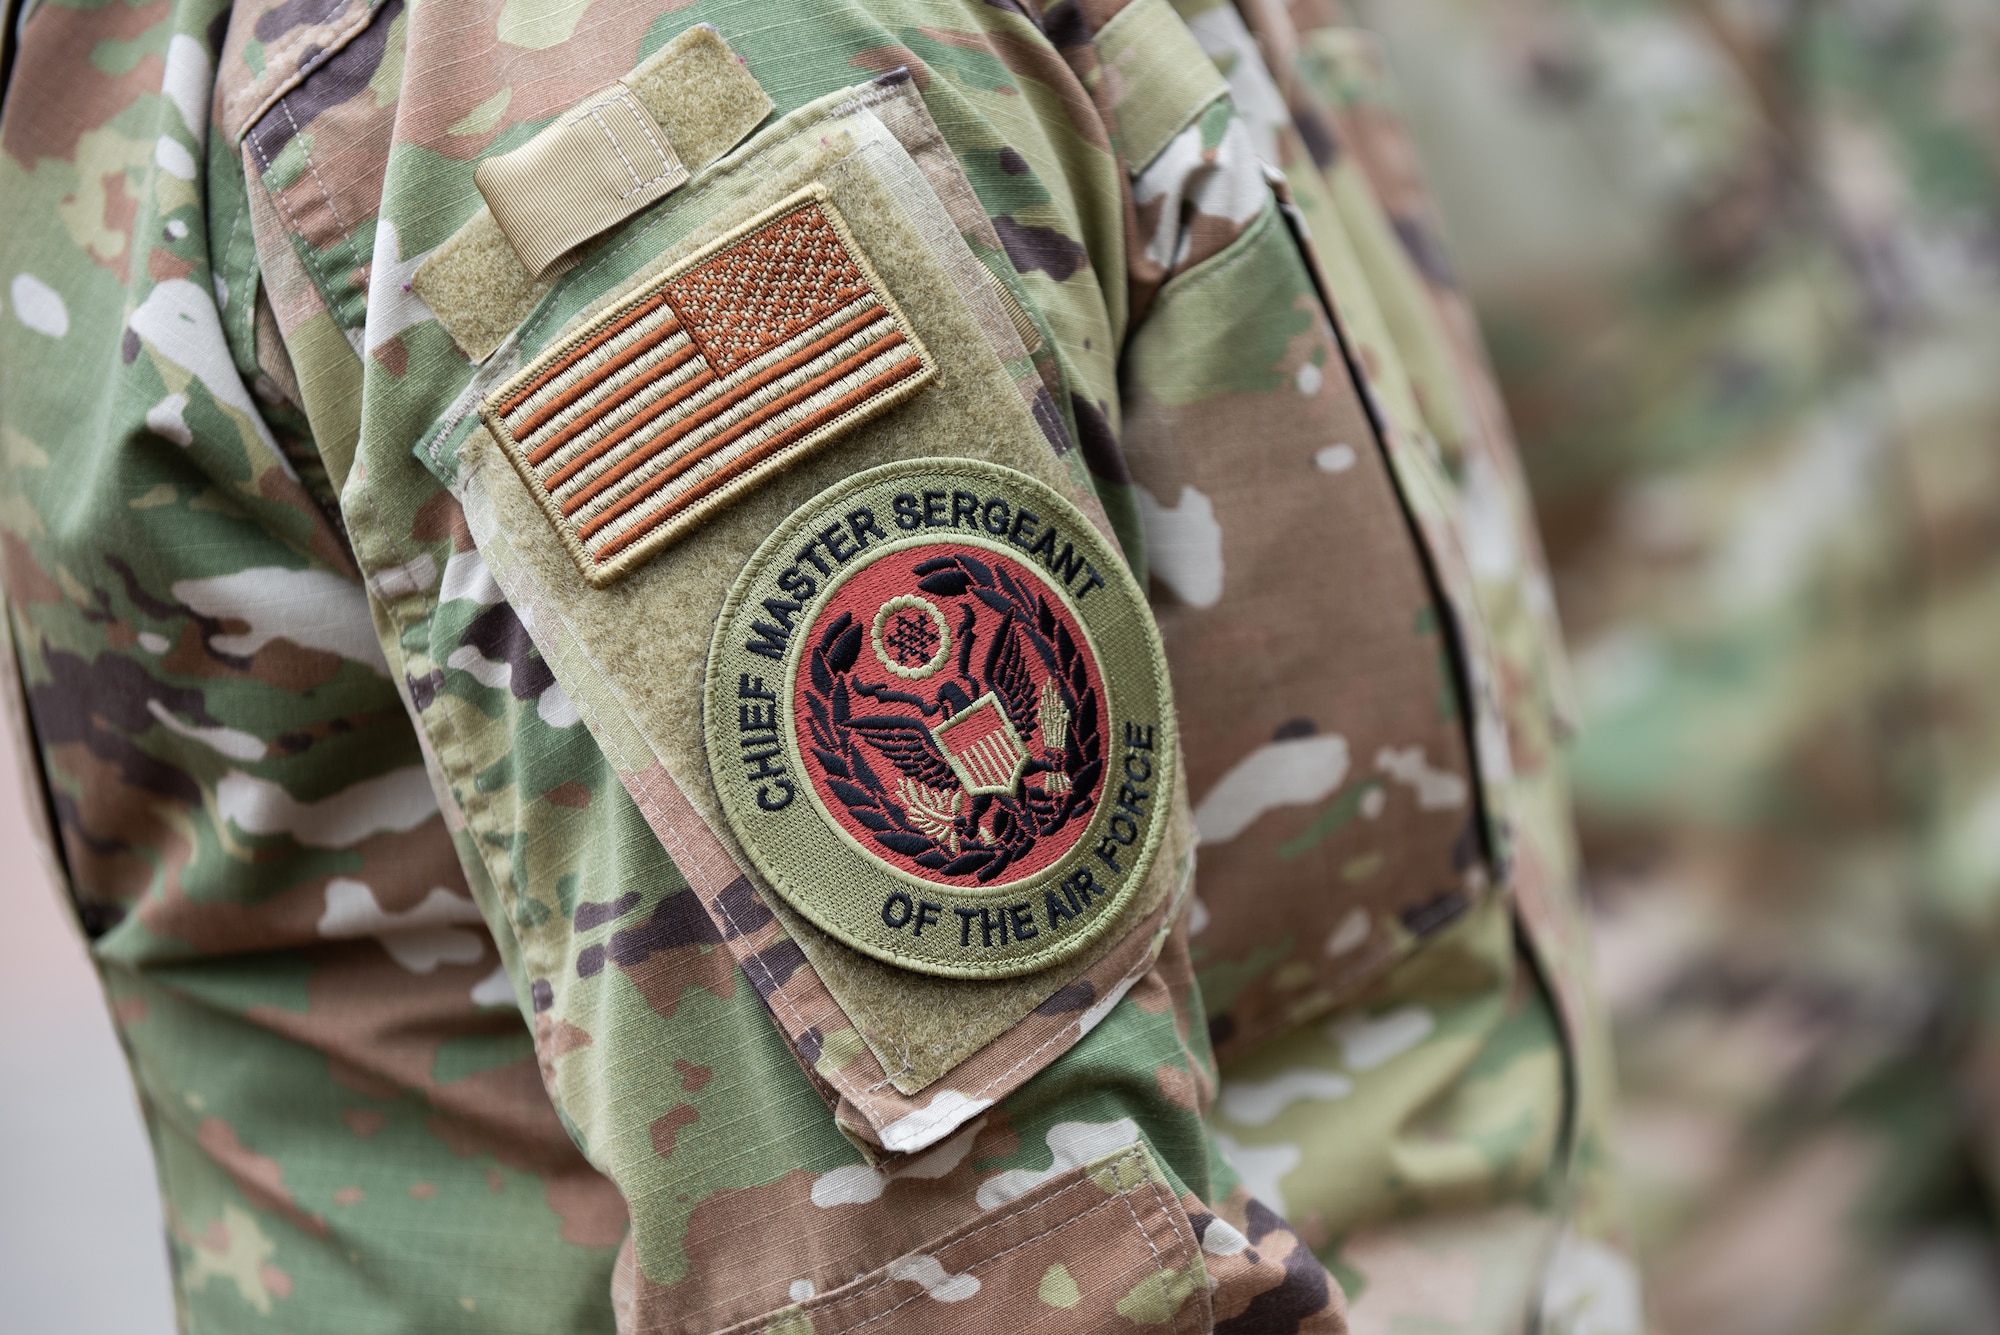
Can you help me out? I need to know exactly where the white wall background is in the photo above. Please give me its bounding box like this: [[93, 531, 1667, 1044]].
[[1, 702, 175, 1332]]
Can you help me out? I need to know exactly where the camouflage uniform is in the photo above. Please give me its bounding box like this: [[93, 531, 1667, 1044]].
[[0, 0, 1632, 1330], [1343, 0, 2000, 1331]]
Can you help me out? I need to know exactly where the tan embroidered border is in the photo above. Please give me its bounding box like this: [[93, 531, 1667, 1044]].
[[479, 187, 936, 586]]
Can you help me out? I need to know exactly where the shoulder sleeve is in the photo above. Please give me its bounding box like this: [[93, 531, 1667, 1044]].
[[226, 0, 1347, 1328], [0, 0, 627, 1328]]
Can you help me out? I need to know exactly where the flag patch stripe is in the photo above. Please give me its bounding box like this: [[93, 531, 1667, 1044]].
[[525, 295, 874, 472], [533, 337, 708, 477], [500, 291, 674, 417], [527, 332, 702, 467], [561, 308, 901, 519], [538, 295, 883, 501], [514, 312, 692, 440], [483, 192, 935, 588], [593, 354, 928, 561], [580, 334, 922, 552]]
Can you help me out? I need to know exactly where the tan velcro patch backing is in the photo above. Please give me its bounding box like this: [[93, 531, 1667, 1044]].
[[479, 188, 936, 586]]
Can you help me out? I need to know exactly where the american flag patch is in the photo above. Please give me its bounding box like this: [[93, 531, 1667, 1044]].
[[481, 189, 935, 587]]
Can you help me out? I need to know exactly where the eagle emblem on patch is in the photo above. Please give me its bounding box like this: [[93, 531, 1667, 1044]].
[[480, 187, 936, 587], [705, 460, 1176, 979], [799, 541, 1103, 886]]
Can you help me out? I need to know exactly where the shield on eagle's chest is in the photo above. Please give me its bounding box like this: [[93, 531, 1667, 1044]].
[[931, 693, 1028, 796]]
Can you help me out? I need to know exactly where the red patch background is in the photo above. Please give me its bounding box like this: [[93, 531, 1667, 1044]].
[[794, 541, 1107, 889]]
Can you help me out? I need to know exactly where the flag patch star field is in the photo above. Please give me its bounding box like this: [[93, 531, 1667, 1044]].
[[482, 190, 935, 585]]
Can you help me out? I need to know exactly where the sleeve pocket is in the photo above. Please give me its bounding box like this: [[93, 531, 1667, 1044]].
[[713, 1144, 1209, 1335]]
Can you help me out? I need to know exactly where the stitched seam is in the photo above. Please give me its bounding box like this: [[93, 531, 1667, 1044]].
[[1257, 175, 1511, 815], [420, 473, 663, 999], [833, 1198, 1131, 1335], [1133, 1160, 1202, 1334], [1116, 1184, 1179, 1333], [426, 382, 497, 474], [281, 97, 363, 285], [939, 913, 1161, 1112], [828, 1202, 1117, 1334], [218, 193, 254, 350], [226, 0, 353, 129], [427, 633, 565, 996], [1154, 192, 1278, 292], [618, 88, 671, 168], [829, 80, 922, 121], [1154, 1168, 1204, 1335], [246, 129, 349, 326], [344, 468, 569, 997], [704, 862, 869, 1106], [588, 106, 648, 193], [1096, 0, 1225, 178], [289, 0, 357, 79], [799, 1148, 1150, 1335], [846, 1151, 1162, 1334], [609, 89, 676, 198], [863, 1037, 917, 1092], [582, 96, 674, 199]]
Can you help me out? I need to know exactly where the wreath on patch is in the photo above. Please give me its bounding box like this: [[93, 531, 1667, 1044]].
[[799, 549, 1104, 884]]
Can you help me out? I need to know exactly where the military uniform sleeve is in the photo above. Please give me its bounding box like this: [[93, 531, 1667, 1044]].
[[0, 1, 631, 1329], [3, 0, 1631, 1327], [207, 0, 1375, 1326]]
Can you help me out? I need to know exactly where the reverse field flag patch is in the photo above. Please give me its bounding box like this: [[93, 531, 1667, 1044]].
[[481, 188, 936, 586]]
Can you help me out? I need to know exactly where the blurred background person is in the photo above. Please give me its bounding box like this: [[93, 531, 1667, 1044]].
[[1340, 0, 2000, 1330]]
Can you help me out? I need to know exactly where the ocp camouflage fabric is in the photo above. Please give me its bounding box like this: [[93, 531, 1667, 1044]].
[[1351, 0, 2000, 1331], [0, 0, 1633, 1331]]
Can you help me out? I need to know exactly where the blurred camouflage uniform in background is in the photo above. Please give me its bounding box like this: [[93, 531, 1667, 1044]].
[[0, 0, 1637, 1330], [1342, 0, 2000, 1331]]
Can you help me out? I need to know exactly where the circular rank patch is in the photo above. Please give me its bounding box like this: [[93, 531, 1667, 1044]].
[[705, 459, 1175, 978]]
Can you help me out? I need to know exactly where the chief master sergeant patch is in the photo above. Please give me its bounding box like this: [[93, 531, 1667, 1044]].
[[705, 459, 1175, 978]]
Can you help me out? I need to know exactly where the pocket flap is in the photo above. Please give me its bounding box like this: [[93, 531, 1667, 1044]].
[[712, 1143, 1209, 1335]]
